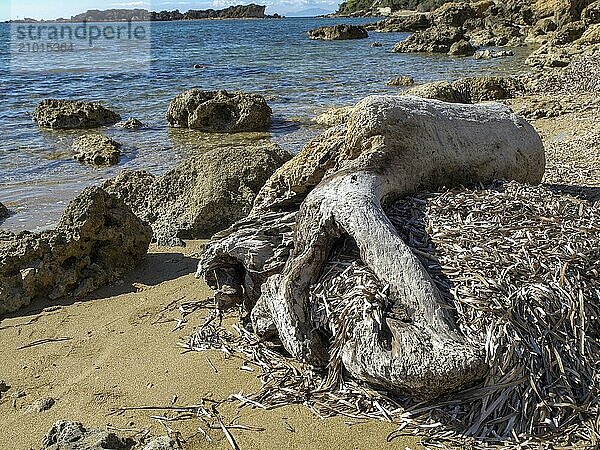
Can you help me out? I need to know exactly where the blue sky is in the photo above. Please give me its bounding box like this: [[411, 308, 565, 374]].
[[0, 0, 339, 20]]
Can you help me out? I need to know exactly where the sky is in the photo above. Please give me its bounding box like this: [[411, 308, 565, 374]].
[[0, 0, 339, 20]]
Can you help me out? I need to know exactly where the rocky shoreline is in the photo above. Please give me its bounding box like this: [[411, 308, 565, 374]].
[[1, 4, 599, 449], [7, 4, 282, 23]]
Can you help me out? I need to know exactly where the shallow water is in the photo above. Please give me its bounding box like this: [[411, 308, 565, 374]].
[[0, 17, 527, 231]]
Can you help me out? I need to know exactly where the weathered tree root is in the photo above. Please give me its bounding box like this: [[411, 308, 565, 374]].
[[198, 95, 545, 400]]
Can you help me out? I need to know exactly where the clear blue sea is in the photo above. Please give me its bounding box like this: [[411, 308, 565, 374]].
[[0, 17, 527, 231]]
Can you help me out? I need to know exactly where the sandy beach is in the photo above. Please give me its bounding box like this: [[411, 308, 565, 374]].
[[0, 241, 421, 449]]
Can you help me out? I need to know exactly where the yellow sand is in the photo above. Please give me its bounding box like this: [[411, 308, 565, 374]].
[[0, 242, 422, 450]]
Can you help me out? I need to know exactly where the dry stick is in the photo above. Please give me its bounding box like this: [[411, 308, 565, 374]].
[[205, 356, 218, 374], [17, 337, 72, 350], [218, 416, 241, 450]]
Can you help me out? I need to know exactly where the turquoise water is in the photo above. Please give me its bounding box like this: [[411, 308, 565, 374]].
[[0, 17, 525, 231]]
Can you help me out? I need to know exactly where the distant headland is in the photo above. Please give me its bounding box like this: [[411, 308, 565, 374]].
[[7, 4, 283, 23]]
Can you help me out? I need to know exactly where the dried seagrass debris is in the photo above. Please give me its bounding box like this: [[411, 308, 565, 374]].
[[185, 180, 599, 449]]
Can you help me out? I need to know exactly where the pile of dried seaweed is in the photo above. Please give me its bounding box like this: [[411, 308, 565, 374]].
[[186, 181, 599, 449]]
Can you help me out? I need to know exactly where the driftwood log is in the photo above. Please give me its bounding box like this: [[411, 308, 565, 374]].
[[198, 96, 545, 400]]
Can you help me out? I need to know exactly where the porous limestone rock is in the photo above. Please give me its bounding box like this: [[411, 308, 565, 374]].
[[72, 134, 121, 166], [33, 100, 120, 129], [0, 186, 152, 315], [104, 141, 291, 246], [167, 89, 271, 133], [308, 24, 368, 40]]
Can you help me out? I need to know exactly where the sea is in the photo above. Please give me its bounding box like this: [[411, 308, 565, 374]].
[[0, 17, 527, 231]]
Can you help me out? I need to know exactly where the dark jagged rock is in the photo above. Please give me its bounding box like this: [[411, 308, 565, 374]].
[[448, 39, 477, 55], [582, 0, 600, 23], [0, 187, 152, 315], [167, 89, 271, 133], [0, 202, 9, 221], [104, 141, 292, 246], [72, 135, 121, 166], [33, 100, 121, 130], [42, 420, 135, 450], [308, 24, 368, 40]]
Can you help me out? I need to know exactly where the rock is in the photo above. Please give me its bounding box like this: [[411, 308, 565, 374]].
[[0, 186, 152, 315], [115, 118, 144, 129], [26, 396, 55, 413], [526, 42, 576, 67], [531, 17, 558, 35], [0, 380, 9, 397], [33, 100, 120, 129], [370, 41, 383, 47], [166, 89, 272, 133], [403, 81, 465, 102], [308, 24, 368, 40], [386, 75, 415, 86], [403, 76, 524, 103], [452, 76, 525, 102], [448, 39, 477, 55], [104, 141, 291, 246], [432, 2, 475, 27], [0, 202, 9, 220], [471, 0, 494, 18], [42, 420, 134, 450], [474, 49, 515, 59], [582, 0, 600, 22], [553, 20, 587, 44], [314, 106, 354, 127], [393, 25, 466, 53], [142, 436, 176, 450], [577, 23, 600, 43], [72, 135, 121, 166], [365, 13, 431, 32]]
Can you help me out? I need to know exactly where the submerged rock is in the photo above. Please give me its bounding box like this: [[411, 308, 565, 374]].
[[42, 420, 134, 450], [403, 76, 524, 103], [0, 186, 152, 315], [386, 75, 415, 86], [474, 49, 515, 59], [104, 141, 291, 246], [115, 118, 144, 129], [308, 24, 368, 40], [72, 135, 121, 166], [167, 89, 272, 133], [33, 100, 121, 129]]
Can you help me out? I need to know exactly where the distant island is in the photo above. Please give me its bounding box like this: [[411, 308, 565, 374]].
[[7, 4, 283, 23]]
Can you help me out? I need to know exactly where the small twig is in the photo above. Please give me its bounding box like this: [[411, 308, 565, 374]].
[[17, 337, 72, 350]]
